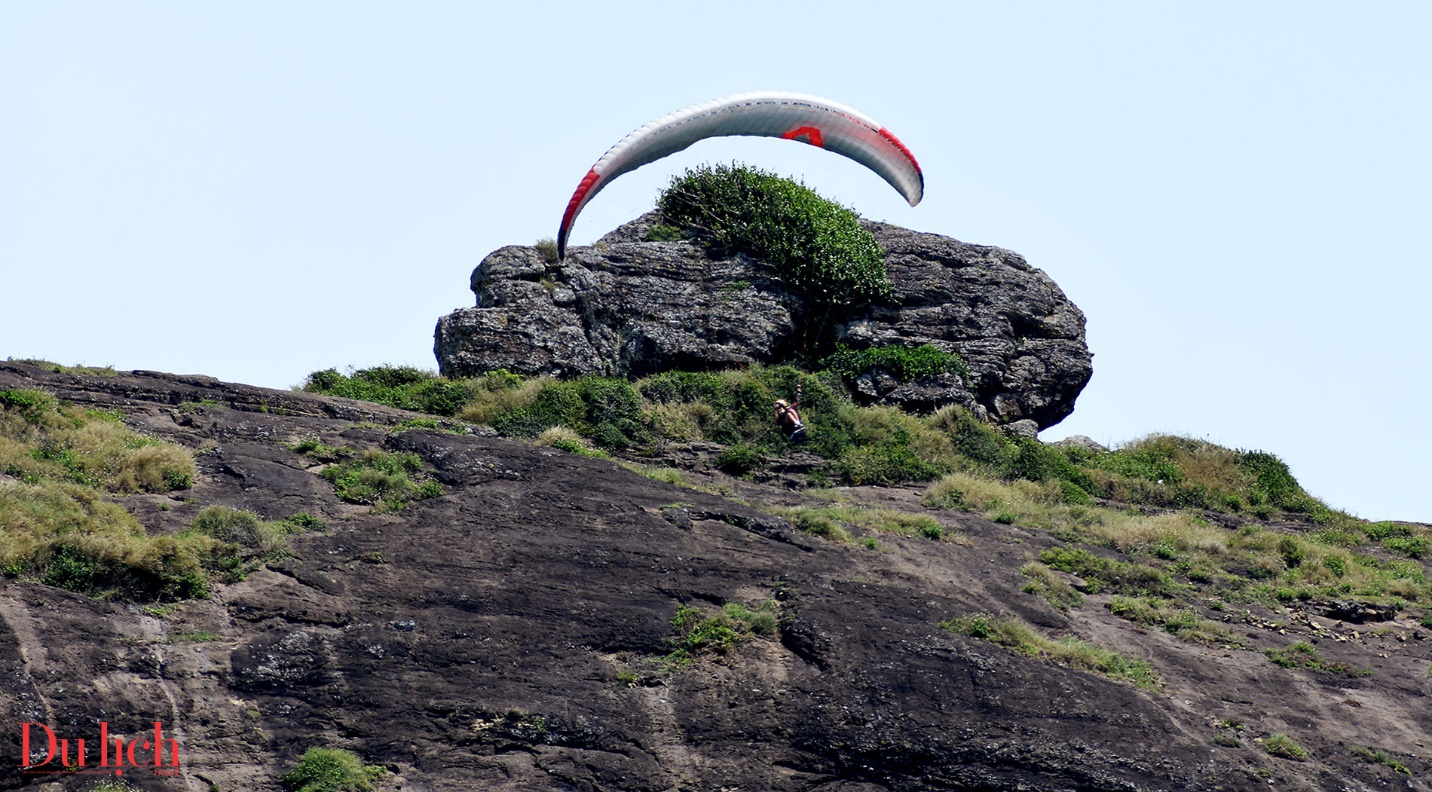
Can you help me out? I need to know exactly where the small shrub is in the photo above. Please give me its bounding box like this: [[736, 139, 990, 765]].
[[715, 442, 767, 477], [927, 405, 1016, 473], [1323, 553, 1348, 578], [534, 237, 559, 264], [1278, 536, 1306, 568], [657, 163, 891, 353], [286, 512, 327, 532], [302, 366, 472, 416], [282, 747, 387, 792], [923, 475, 970, 510]]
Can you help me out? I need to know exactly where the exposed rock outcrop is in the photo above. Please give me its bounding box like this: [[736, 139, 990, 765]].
[[434, 213, 1092, 429], [3, 362, 1429, 792]]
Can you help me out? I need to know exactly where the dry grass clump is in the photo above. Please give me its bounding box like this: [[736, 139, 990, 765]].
[[1080, 511, 1228, 556], [458, 374, 555, 425], [1020, 562, 1083, 610], [767, 503, 950, 542], [0, 478, 210, 600], [942, 613, 1162, 690], [643, 401, 715, 442], [0, 390, 194, 493], [839, 404, 959, 469], [923, 472, 1064, 526], [536, 426, 610, 458]]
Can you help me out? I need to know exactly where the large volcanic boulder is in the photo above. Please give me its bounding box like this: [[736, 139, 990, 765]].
[[435, 213, 1092, 429]]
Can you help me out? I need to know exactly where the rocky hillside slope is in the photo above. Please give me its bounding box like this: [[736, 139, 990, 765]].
[[2, 361, 1430, 792]]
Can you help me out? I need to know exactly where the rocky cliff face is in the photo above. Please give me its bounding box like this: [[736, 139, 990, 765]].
[[435, 214, 1092, 430], [3, 362, 1430, 792]]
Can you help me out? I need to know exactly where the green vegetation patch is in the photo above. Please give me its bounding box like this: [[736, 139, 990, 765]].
[[1351, 746, 1413, 775], [301, 446, 442, 511], [823, 344, 969, 385], [282, 747, 387, 792], [490, 375, 650, 451], [768, 503, 950, 543], [663, 600, 779, 668], [941, 613, 1161, 690], [657, 163, 891, 353], [1265, 641, 1370, 677], [1261, 733, 1308, 761], [1020, 562, 1083, 610], [0, 487, 314, 601], [302, 366, 473, 416], [1040, 546, 1180, 599], [1, 388, 195, 492], [182, 506, 317, 583], [0, 390, 227, 601], [1107, 595, 1240, 646]]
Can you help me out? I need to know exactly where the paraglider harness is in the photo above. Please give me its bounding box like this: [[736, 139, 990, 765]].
[[776, 384, 806, 445]]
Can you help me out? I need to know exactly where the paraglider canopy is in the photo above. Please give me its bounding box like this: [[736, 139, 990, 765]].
[[557, 91, 923, 260]]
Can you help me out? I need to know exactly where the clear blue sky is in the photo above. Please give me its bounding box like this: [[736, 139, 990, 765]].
[[3, 2, 1428, 522]]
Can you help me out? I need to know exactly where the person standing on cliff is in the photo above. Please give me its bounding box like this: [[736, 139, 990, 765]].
[[774, 387, 806, 445]]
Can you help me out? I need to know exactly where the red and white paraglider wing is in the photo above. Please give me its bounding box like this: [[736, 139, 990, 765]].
[[557, 92, 923, 259]]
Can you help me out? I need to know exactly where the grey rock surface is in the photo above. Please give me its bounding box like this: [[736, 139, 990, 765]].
[[435, 212, 1093, 429]]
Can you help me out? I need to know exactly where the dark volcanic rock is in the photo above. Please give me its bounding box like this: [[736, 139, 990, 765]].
[[3, 361, 1429, 792], [434, 213, 1092, 429]]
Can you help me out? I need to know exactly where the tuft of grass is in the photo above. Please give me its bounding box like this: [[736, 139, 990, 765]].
[[1265, 641, 1370, 677], [1, 388, 196, 493], [534, 237, 559, 264], [281, 747, 387, 792], [765, 503, 953, 544], [1261, 733, 1308, 761], [1107, 595, 1240, 646], [623, 463, 690, 488], [183, 506, 298, 584], [663, 600, 779, 668], [1020, 562, 1083, 610], [537, 426, 609, 458], [941, 613, 1162, 690], [1, 478, 212, 601], [300, 446, 442, 511], [1351, 746, 1412, 775], [457, 370, 554, 425]]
